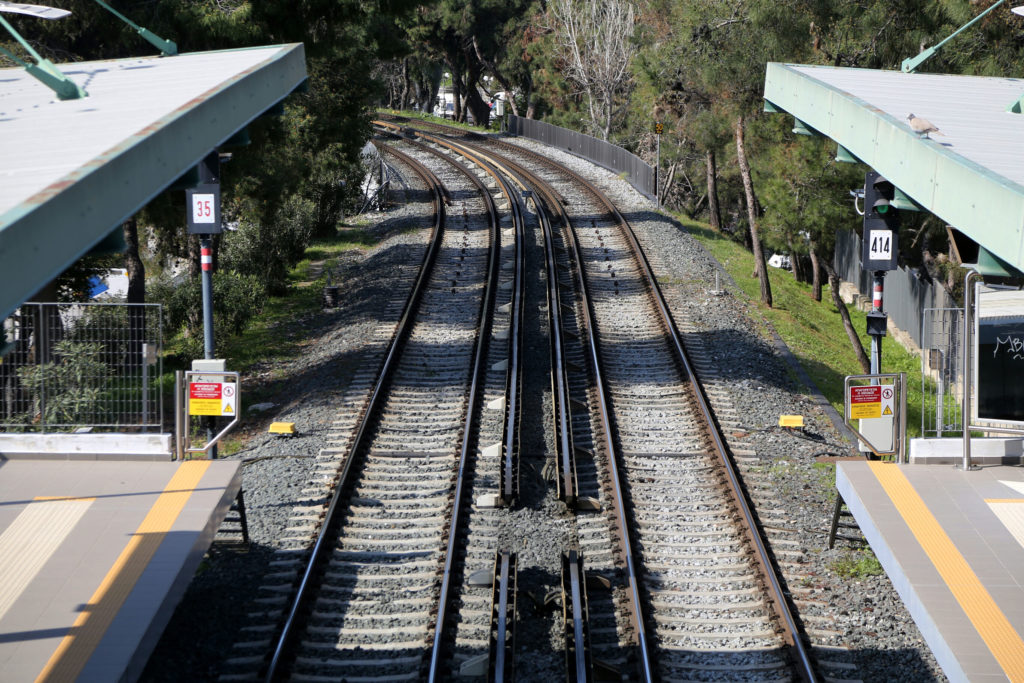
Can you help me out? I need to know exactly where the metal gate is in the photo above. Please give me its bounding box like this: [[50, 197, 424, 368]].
[[920, 307, 964, 438], [1, 302, 163, 432]]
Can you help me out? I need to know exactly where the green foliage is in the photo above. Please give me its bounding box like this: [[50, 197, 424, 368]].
[[757, 131, 863, 259], [149, 271, 267, 359], [16, 340, 106, 426], [221, 195, 317, 294], [687, 218, 924, 437], [829, 550, 884, 578]]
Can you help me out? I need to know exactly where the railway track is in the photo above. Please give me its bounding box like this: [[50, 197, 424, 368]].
[[219, 133, 526, 681], [218, 114, 863, 682], [379, 119, 821, 681]]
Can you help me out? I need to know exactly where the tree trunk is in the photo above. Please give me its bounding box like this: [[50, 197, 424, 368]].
[[705, 149, 722, 230], [823, 260, 870, 372], [400, 57, 410, 111], [452, 69, 464, 122], [472, 35, 519, 117], [524, 73, 535, 119], [734, 115, 772, 308], [188, 234, 200, 279], [123, 217, 145, 305], [123, 217, 146, 374], [788, 236, 805, 283], [661, 161, 677, 205], [809, 239, 822, 302], [463, 60, 492, 127]]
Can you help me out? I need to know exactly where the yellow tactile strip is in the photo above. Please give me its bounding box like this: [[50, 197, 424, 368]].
[[35, 460, 211, 683], [0, 498, 95, 623], [869, 461, 1024, 681]]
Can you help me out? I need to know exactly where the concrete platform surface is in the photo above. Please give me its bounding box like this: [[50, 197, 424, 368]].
[[0, 458, 241, 682], [838, 461, 1024, 682]]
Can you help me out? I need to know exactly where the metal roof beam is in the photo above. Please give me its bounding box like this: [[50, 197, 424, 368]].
[[763, 62, 1024, 277], [0, 44, 307, 321]]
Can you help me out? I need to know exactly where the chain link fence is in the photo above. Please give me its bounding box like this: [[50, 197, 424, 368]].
[[1, 302, 163, 432]]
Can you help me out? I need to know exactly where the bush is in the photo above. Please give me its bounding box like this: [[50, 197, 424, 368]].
[[149, 271, 267, 352], [220, 195, 316, 294], [17, 340, 107, 426]]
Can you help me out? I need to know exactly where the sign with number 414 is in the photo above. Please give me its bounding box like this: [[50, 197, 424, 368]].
[[862, 228, 899, 271], [186, 183, 222, 234]]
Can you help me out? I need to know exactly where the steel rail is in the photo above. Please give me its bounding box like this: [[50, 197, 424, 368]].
[[377, 121, 527, 506], [579, 174, 820, 683], [560, 199, 655, 682], [380, 117, 819, 681], [490, 550, 516, 682], [540, 192, 578, 506], [418, 136, 505, 683], [263, 141, 446, 682], [419, 134, 578, 506], [446, 138, 654, 679], [471, 132, 819, 681], [563, 550, 592, 681], [371, 129, 517, 679]]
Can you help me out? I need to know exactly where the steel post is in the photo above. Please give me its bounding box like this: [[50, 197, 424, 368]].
[[962, 269, 980, 470], [655, 133, 661, 208], [196, 151, 220, 458], [899, 372, 908, 463], [174, 370, 183, 460], [870, 272, 884, 374]]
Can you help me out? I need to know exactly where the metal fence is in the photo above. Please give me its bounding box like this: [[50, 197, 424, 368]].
[[836, 229, 954, 348], [508, 115, 656, 200], [0, 302, 163, 432], [920, 308, 964, 437]]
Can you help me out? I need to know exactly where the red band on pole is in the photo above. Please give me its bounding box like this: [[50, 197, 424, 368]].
[[201, 247, 212, 272], [873, 281, 883, 309]]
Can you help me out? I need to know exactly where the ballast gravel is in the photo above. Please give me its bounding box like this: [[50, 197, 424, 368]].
[[140, 135, 946, 683]]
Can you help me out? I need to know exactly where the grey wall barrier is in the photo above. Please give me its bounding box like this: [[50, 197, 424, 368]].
[[508, 115, 655, 200], [836, 229, 953, 348]]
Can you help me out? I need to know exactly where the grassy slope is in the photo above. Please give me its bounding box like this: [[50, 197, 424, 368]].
[[162, 226, 382, 453], [681, 218, 922, 437]]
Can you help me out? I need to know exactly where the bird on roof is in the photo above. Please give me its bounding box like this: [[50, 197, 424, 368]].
[[907, 113, 944, 138]]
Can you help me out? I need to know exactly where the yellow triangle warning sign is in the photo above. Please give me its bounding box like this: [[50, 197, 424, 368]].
[[223, 404, 234, 413], [883, 406, 892, 415]]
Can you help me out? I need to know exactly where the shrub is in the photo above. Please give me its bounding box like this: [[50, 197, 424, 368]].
[[16, 340, 107, 426], [220, 195, 316, 294], [149, 271, 267, 350]]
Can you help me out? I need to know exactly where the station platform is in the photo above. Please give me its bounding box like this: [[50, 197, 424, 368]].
[[838, 461, 1024, 682], [0, 458, 241, 682]]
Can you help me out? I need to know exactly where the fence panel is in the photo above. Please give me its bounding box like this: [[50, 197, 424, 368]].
[[0, 302, 163, 432], [920, 308, 964, 437], [508, 115, 655, 200]]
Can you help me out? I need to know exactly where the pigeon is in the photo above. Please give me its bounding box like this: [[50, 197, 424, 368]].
[[907, 113, 944, 138]]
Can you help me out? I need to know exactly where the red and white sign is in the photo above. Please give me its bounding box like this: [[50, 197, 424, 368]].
[[191, 194, 216, 224], [189, 381, 236, 416], [190, 382, 221, 399], [849, 385, 881, 419]]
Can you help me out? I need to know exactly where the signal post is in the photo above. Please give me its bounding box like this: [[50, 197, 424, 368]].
[[861, 171, 900, 374], [186, 151, 224, 457]]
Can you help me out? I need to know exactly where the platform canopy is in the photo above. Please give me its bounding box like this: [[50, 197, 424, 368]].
[[0, 43, 307, 321], [763, 63, 1024, 277]]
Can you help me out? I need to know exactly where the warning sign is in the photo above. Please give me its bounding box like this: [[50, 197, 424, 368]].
[[881, 385, 895, 416], [849, 385, 882, 419], [189, 381, 237, 416]]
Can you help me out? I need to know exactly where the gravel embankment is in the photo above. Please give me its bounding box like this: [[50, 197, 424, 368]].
[[141, 136, 946, 683]]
